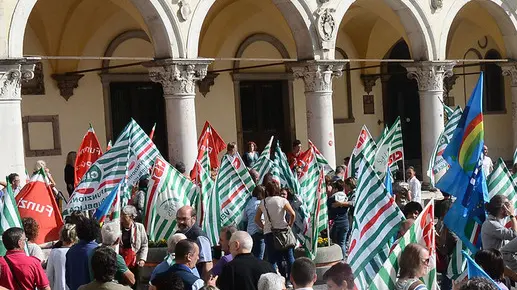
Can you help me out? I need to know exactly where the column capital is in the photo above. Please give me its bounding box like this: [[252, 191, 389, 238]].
[[0, 58, 36, 101], [500, 62, 517, 87], [289, 60, 347, 93], [402, 61, 456, 92], [144, 58, 213, 96]]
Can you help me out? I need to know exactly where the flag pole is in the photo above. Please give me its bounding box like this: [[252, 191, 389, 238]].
[[402, 157, 406, 181]]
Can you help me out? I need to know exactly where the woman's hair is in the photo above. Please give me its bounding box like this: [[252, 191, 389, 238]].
[[322, 262, 354, 289], [459, 277, 499, 290], [486, 195, 506, 216], [247, 141, 257, 151], [60, 223, 78, 244], [34, 160, 47, 172], [280, 187, 294, 201], [22, 217, 39, 242], [344, 177, 357, 190], [252, 185, 266, 200], [262, 173, 274, 186], [122, 205, 138, 219], [265, 182, 280, 197], [398, 243, 427, 278], [66, 151, 76, 166], [76, 217, 101, 242], [227, 142, 237, 151], [333, 180, 345, 192], [474, 249, 505, 281], [65, 211, 86, 226]]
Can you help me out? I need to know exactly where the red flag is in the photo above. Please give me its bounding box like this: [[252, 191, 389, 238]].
[[149, 123, 156, 140], [16, 169, 64, 244], [75, 125, 103, 187], [190, 121, 226, 180]]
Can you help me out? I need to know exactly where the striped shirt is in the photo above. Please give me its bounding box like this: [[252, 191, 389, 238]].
[[395, 278, 428, 290]]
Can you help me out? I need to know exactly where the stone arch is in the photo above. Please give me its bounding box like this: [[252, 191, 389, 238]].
[[8, 0, 180, 58], [186, 0, 316, 60], [233, 33, 290, 72], [334, 0, 435, 60], [101, 29, 151, 72], [439, 0, 517, 59]]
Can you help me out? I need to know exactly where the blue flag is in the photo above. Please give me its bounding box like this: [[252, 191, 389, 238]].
[[463, 250, 502, 289], [437, 73, 484, 199], [93, 179, 122, 223], [384, 165, 393, 196]]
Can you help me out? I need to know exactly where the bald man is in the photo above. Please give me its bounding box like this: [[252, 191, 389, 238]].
[[176, 206, 213, 280], [217, 231, 275, 290]]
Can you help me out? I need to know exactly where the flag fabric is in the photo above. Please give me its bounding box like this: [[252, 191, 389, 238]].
[[428, 106, 463, 186], [437, 73, 485, 198], [371, 200, 436, 290], [513, 147, 517, 166], [274, 141, 300, 195], [345, 125, 377, 179], [444, 104, 455, 118], [75, 125, 103, 187], [65, 119, 160, 214], [0, 180, 24, 255], [463, 251, 502, 289], [93, 177, 124, 225], [16, 168, 64, 244], [196, 137, 214, 227], [252, 136, 276, 183], [204, 155, 252, 245], [190, 121, 226, 181], [106, 140, 112, 151], [230, 153, 256, 193], [385, 165, 393, 196], [149, 123, 156, 140], [373, 117, 403, 178], [487, 158, 516, 200], [308, 140, 334, 175], [447, 240, 469, 281], [348, 157, 405, 289], [144, 156, 198, 241]]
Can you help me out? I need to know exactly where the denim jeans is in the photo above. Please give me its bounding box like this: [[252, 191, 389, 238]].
[[265, 233, 295, 279], [251, 232, 265, 259], [330, 218, 349, 260]]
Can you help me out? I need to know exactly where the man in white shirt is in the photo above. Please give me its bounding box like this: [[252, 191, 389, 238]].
[[482, 145, 494, 177], [290, 257, 317, 290], [406, 167, 421, 204]]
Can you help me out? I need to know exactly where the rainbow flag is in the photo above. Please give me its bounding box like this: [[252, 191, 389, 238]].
[[437, 73, 484, 198]]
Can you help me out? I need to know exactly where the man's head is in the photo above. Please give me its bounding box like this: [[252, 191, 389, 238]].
[[151, 271, 184, 290], [229, 231, 253, 257], [290, 257, 317, 289], [227, 142, 237, 156], [76, 217, 100, 242], [175, 239, 199, 269], [121, 205, 138, 228], [249, 169, 260, 184], [335, 166, 345, 177], [167, 233, 187, 255], [91, 246, 118, 283], [406, 166, 416, 179], [176, 206, 197, 232], [8, 173, 20, 189], [258, 273, 286, 290], [292, 140, 302, 153], [402, 201, 423, 220], [101, 221, 121, 247], [483, 145, 488, 156], [2, 227, 26, 251], [219, 226, 238, 253]]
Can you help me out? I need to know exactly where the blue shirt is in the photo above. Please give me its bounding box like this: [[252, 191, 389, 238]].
[[65, 240, 98, 290], [243, 197, 262, 235], [150, 259, 200, 281]]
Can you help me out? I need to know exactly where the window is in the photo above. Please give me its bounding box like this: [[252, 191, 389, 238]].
[[483, 49, 505, 113], [334, 48, 354, 123]]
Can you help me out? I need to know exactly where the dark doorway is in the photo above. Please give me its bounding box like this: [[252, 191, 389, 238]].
[[110, 82, 168, 159], [239, 80, 292, 154], [382, 40, 421, 175]]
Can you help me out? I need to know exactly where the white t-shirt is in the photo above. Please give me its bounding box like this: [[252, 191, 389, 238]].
[[483, 156, 493, 177], [408, 176, 422, 204], [46, 247, 70, 290], [259, 196, 289, 234], [27, 242, 45, 262]]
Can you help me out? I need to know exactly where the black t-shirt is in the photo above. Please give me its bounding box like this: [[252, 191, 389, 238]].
[[217, 253, 275, 290]]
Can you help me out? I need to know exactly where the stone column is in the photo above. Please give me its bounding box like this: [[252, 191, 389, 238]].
[[403, 61, 455, 183], [0, 59, 35, 179], [145, 59, 212, 171], [291, 61, 345, 169], [500, 63, 517, 150]]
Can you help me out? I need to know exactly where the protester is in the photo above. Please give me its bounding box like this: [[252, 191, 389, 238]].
[[481, 195, 517, 250], [249, 169, 260, 184], [101, 221, 136, 286], [406, 167, 421, 204], [176, 205, 213, 279], [333, 166, 345, 182], [22, 217, 46, 262], [403, 202, 423, 220], [482, 145, 494, 177], [435, 192, 457, 290], [344, 177, 357, 247], [211, 226, 237, 276], [120, 204, 148, 285], [394, 181, 410, 208], [322, 262, 354, 290], [244, 141, 259, 168], [150, 271, 184, 290], [217, 231, 275, 290], [0, 172, 22, 195], [287, 140, 303, 170], [64, 151, 76, 196], [47, 223, 78, 290], [150, 233, 197, 282], [78, 246, 131, 290], [0, 227, 50, 290], [66, 217, 100, 290], [243, 185, 265, 259], [131, 178, 148, 222], [290, 257, 317, 290], [328, 179, 353, 260], [474, 249, 509, 290], [258, 273, 286, 290], [395, 243, 429, 290], [226, 142, 238, 158], [255, 182, 296, 281], [458, 277, 499, 290]]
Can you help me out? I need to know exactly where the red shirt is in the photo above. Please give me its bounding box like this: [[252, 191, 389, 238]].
[[0, 250, 49, 290]]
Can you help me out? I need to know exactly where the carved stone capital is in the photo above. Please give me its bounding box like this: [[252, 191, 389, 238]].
[[144, 58, 213, 96], [197, 72, 218, 97], [360, 74, 380, 94], [0, 59, 36, 101], [289, 60, 346, 93], [500, 62, 517, 87], [52, 74, 84, 101], [402, 61, 456, 92]]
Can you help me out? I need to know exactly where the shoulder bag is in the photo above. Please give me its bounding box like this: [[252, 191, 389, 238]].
[[263, 198, 296, 251]]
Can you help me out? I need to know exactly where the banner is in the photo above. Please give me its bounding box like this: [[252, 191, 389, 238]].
[[75, 125, 103, 187]]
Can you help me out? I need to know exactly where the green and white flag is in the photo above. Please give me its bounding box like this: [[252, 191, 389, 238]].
[[447, 240, 469, 281], [345, 125, 377, 179], [204, 155, 252, 245], [0, 180, 24, 255], [144, 156, 198, 241], [513, 147, 517, 167], [487, 158, 517, 201], [274, 141, 300, 195], [252, 136, 275, 183], [65, 119, 160, 214], [443, 104, 455, 118], [371, 200, 437, 290], [230, 153, 255, 193], [374, 117, 403, 178], [196, 141, 214, 228], [348, 156, 405, 289]]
